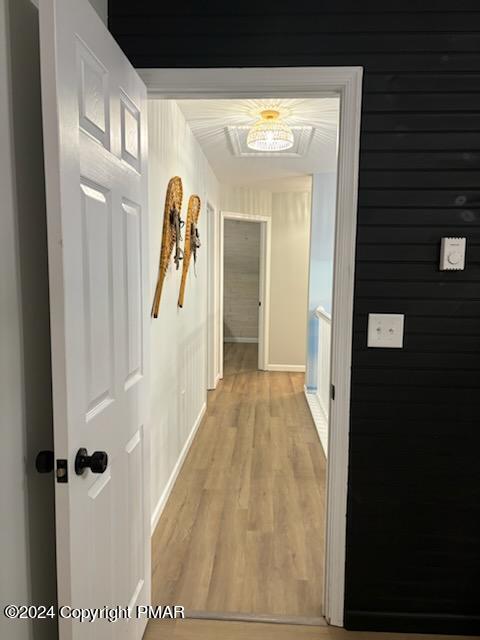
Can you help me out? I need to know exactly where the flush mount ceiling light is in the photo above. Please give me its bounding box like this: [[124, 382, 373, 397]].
[[246, 109, 294, 152]]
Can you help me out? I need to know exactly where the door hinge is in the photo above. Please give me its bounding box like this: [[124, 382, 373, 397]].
[[56, 459, 68, 483], [331, 384, 335, 401]]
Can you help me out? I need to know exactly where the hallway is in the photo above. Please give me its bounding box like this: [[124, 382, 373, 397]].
[[152, 343, 326, 618]]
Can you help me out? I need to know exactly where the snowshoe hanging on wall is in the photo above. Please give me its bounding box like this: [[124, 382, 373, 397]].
[[178, 195, 201, 308], [151, 176, 184, 318]]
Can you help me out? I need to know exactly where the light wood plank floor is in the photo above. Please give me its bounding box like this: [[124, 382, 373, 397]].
[[152, 343, 326, 617], [144, 619, 471, 640]]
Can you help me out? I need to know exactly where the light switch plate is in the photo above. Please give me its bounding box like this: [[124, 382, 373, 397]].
[[367, 313, 405, 348], [440, 237, 466, 271]]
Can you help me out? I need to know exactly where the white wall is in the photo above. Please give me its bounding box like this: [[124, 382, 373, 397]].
[[308, 173, 337, 315], [0, 1, 56, 639], [148, 100, 220, 528], [224, 220, 260, 341], [221, 185, 312, 368], [306, 172, 337, 390], [269, 191, 311, 368], [220, 185, 272, 217]]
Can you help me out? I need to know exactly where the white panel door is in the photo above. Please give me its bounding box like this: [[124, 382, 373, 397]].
[[39, 1, 150, 638]]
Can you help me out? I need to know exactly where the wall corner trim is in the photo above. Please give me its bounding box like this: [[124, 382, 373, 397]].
[[150, 401, 207, 535]]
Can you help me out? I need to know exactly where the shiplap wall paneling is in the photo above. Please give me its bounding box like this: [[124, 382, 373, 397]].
[[223, 220, 260, 342], [109, 1, 480, 635]]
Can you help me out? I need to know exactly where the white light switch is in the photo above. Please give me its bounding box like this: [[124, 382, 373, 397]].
[[367, 314, 405, 348], [440, 237, 466, 271]]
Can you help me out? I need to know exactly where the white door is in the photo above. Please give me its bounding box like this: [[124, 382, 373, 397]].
[[39, 1, 150, 638]]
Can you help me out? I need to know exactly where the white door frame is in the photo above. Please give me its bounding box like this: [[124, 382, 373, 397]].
[[206, 201, 219, 389], [220, 211, 271, 375], [141, 67, 363, 627]]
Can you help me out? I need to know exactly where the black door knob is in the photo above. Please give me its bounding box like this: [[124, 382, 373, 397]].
[[35, 450, 54, 473], [75, 448, 108, 476]]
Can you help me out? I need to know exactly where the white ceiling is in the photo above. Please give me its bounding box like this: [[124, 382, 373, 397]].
[[175, 98, 340, 188]]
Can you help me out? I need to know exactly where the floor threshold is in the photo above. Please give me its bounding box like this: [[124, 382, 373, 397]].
[[186, 610, 327, 627]]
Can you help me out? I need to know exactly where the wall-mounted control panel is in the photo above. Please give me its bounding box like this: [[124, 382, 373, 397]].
[[367, 313, 405, 349], [440, 237, 466, 271]]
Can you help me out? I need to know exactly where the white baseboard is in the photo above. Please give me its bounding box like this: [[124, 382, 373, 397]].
[[304, 389, 328, 458], [266, 363, 306, 372], [224, 337, 258, 343], [150, 401, 207, 534]]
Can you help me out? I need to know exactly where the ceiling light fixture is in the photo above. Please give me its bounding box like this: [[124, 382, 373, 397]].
[[246, 109, 294, 152]]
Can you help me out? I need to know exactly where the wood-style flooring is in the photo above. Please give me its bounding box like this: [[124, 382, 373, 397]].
[[151, 343, 326, 618], [144, 619, 471, 640]]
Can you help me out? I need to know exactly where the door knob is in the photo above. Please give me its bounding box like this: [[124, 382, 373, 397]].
[[75, 448, 108, 476], [35, 450, 54, 473]]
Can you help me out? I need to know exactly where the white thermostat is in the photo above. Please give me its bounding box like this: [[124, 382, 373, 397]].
[[440, 237, 466, 271]]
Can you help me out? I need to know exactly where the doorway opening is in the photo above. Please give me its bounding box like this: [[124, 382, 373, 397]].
[[145, 66, 362, 628], [221, 213, 270, 374], [149, 92, 333, 621]]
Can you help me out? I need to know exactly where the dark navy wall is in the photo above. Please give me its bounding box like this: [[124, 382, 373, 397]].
[[108, 1, 480, 634]]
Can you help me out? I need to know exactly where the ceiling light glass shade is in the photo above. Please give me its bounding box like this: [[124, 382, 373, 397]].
[[246, 109, 294, 152]]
